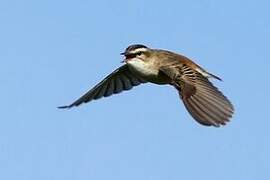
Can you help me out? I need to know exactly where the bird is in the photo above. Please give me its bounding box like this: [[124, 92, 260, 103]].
[[59, 44, 234, 127]]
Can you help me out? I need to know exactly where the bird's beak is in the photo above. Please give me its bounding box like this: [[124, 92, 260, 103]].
[[120, 52, 127, 63], [120, 52, 135, 63]]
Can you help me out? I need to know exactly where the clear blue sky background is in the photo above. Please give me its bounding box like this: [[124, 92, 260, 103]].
[[1, 0, 269, 179]]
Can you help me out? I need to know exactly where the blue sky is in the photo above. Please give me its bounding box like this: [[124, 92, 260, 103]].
[[1, 0, 270, 179]]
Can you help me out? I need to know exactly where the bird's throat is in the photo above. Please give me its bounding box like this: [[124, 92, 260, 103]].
[[126, 58, 161, 83]]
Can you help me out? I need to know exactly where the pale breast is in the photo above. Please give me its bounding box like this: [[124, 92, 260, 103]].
[[127, 59, 157, 77], [126, 59, 168, 84]]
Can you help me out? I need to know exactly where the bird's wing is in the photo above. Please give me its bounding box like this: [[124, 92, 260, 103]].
[[160, 65, 234, 127], [58, 65, 147, 108]]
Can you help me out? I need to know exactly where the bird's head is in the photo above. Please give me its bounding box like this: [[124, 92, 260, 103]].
[[121, 44, 152, 63]]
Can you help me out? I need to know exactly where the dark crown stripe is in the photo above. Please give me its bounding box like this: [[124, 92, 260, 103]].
[[125, 44, 148, 52]]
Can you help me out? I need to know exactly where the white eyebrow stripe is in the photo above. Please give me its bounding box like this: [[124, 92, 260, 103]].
[[130, 48, 148, 54]]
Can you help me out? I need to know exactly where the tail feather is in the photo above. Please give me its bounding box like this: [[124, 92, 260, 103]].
[[195, 67, 222, 81]]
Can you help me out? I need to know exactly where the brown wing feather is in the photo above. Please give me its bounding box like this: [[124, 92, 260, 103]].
[[181, 66, 234, 127], [160, 65, 234, 127], [58, 65, 146, 108]]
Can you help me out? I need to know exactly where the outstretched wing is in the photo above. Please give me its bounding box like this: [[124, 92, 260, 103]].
[[160, 65, 234, 127], [59, 65, 147, 108]]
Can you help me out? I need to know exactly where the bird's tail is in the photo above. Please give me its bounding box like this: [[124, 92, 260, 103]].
[[195, 67, 222, 81]]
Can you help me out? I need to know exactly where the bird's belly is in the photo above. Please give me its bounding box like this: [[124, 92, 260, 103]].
[[127, 60, 169, 84]]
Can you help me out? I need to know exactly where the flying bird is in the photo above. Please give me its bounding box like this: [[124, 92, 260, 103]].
[[59, 44, 234, 127]]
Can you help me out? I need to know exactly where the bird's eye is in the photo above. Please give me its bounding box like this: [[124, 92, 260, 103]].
[[137, 52, 142, 56]]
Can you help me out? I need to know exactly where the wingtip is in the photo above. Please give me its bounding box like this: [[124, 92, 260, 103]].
[[57, 105, 72, 109]]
